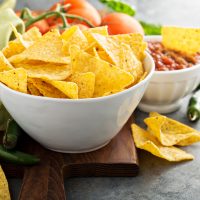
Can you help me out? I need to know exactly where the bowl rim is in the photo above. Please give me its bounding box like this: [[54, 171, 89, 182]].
[[144, 35, 200, 75], [0, 52, 155, 103]]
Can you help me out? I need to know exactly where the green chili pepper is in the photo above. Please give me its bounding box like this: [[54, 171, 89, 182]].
[[187, 85, 200, 122], [3, 119, 22, 150], [99, 0, 136, 16], [0, 145, 40, 165], [0, 103, 11, 131]]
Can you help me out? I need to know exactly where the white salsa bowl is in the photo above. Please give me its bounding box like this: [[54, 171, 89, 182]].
[[139, 36, 200, 114], [0, 53, 154, 153]]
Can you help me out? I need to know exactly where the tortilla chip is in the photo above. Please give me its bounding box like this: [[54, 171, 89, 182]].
[[22, 27, 42, 41], [44, 79, 78, 99], [110, 33, 147, 60], [103, 89, 124, 97], [83, 26, 108, 43], [61, 26, 88, 54], [29, 78, 67, 98], [27, 82, 42, 96], [162, 26, 200, 55], [70, 45, 134, 97], [2, 27, 42, 58], [131, 124, 194, 162], [0, 166, 10, 200], [92, 48, 99, 58], [68, 72, 95, 98], [138, 72, 148, 83], [0, 52, 14, 71], [117, 43, 143, 82], [91, 33, 144, 81], [95, 50, 113, 63], [13, 60, 71, 81], [9, 29, 70, 64], [0, 68, 27, 93], [144, 112, 200, 146]]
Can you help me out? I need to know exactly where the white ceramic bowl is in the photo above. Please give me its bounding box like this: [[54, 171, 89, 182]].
[[0, 53, 154, 153], [139, 36, 200, 114]]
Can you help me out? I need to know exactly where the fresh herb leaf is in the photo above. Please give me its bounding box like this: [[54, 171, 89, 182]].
[[99, 0, 136, 16], [140, 21, 162, 35]]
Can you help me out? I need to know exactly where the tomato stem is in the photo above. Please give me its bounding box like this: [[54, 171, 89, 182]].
[[20, 6, 95, 32], [20, 8, 69, 29]]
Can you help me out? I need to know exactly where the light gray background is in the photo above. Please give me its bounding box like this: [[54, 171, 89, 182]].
[[4, 0, 200, 199]]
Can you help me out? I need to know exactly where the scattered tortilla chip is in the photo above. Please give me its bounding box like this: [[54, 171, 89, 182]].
[[131, 124, 194, 162], [0, 52, 14, 71], [29, 78, 67, 98], [13, 60, 71, 81], [162, 26, 200, 55], [91, 33, 144, 81], [145, 112, 200, 146], [110, 33, 147, 60], [83, 26, 108, 43], [27, 82, 42, 96], [44, 79, 78, 99], [0, 166, 10, 200], [70, 45, 134, 97], [61, 26, 88, 55], [9, 29, 70, 64], [68, 72, 95, 98], [2, 27, 42, 58], [0, 68, 27, 93]]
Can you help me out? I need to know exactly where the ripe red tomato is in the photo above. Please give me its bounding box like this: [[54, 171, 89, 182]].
[[63, 0, 88, 10], [26, 19, 50, 35], [102, 13, 144, 35], [47, 0, 101, 27], [75, 23, 89, 31], [67, 7, 101, 27]]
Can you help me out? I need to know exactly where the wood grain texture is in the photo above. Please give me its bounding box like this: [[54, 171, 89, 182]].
[[2, 117, 139, 200]]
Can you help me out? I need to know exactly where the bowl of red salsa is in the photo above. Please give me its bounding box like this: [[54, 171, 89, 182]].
[[139, 36, 200, 114]]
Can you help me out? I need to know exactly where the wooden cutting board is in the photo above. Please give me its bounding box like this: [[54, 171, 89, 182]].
[[1, 117, 139, 200]]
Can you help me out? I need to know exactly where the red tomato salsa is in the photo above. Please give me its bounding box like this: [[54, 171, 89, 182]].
[[148, 42, 200, 71]]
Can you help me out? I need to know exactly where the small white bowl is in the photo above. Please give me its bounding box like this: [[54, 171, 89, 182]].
[[139, 36, 200, 114], [0, 53, 155, 153]]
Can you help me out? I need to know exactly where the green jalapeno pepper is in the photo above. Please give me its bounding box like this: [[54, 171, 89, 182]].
[[3, 119, 22, 150], [0, 145, 40, 165], [187, 85, 200, 122]]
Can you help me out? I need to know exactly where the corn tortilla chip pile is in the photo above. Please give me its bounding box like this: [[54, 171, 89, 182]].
[[0, 25, 147, 99], [131, 112, 200, 162], [0, 166, 11, 200]]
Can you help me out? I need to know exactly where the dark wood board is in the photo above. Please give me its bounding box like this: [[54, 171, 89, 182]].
[[1, 117, 139, 200]]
